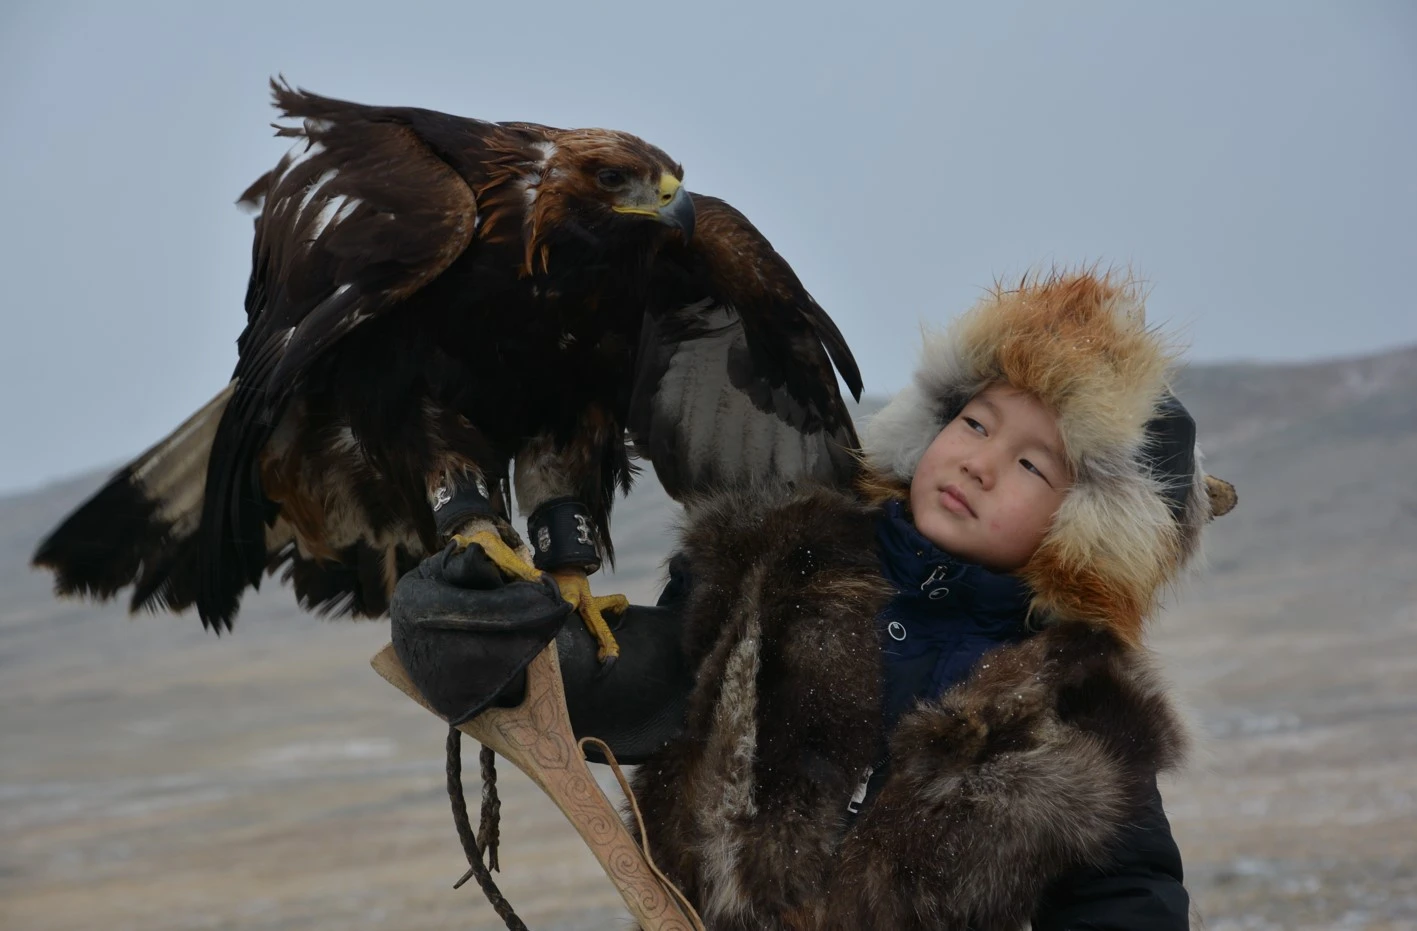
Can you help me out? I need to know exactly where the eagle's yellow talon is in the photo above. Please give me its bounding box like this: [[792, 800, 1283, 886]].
[[451, 531, 543, 584], [449, 534, 625, 662], [551, 570, 628, 664]]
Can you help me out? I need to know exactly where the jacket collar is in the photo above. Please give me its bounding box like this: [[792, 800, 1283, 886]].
[[874, 499, 1031, 631]]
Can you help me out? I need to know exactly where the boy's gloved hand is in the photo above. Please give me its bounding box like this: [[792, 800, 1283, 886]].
[[389, 541, 693, 763], [391, 541, 571, 726]]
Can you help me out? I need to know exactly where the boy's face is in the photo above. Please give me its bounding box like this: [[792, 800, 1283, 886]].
[[909, 383, 1071, 572]]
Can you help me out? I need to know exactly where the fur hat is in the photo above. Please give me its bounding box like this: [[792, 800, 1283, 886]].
[[861, 269, 1235, 646]]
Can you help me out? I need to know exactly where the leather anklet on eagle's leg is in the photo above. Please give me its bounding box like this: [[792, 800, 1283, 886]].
[[529, 498, 628, 665], [447, 727, 525, 930]]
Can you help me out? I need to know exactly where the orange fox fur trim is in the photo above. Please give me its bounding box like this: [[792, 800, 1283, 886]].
[[861, 269, 1211, 646]]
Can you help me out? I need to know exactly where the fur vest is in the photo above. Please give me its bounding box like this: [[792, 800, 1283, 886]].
[[628, 482, 1188, 930], [630, 271, 1233, 929]]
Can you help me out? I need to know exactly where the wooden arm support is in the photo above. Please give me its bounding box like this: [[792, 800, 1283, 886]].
[[370, 640, 698, 930]]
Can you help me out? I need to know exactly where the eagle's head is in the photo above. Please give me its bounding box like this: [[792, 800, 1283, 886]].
[[522, 128, 695, 271]]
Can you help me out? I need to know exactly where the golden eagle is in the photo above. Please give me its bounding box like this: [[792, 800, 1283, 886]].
[[33, 80, 862, 660]]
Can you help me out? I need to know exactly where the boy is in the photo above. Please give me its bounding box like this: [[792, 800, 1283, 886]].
[[392, 268, 1234, 929]]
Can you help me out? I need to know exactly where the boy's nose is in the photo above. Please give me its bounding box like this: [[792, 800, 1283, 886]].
[[961, 456, 996, 489]]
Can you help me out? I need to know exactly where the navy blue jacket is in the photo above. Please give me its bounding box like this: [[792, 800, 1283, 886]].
[[873, 500, 1035, 735], [867, 500, 1190, 930]]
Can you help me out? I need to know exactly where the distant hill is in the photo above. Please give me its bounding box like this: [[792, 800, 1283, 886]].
[[3, 346, 1415, 930]]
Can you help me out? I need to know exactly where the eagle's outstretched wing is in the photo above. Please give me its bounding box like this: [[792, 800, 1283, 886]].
[[200, 81, 530, 627], [235, 81, 490, 397], [630, 194, 863, 500]]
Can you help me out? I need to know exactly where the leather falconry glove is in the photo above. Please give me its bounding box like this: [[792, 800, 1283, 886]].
[[390, 542, 572, 728], [390, 543, 693, 764]]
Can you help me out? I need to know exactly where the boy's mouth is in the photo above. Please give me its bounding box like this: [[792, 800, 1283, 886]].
[[940, 485, 976, 517]]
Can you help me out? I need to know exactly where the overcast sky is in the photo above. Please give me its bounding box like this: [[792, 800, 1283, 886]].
[[1, 1, 1413, 495]]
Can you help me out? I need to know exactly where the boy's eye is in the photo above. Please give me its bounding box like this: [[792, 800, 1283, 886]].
[[1021, 459, 1051, 483], [963, 417, 987, 436]]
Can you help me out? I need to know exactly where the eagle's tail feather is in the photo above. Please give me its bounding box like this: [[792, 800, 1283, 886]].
[[32, 385, 235, 616]]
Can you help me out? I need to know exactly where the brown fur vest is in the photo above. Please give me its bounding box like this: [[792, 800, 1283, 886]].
[[628, 482, 1188, 930]]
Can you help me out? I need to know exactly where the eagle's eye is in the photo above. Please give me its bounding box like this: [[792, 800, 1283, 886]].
[[596, 169, 630, 191]]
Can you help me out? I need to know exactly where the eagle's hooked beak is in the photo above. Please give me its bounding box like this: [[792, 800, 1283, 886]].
[[655, 177, 695, 241], [613, 173, 695, 241]]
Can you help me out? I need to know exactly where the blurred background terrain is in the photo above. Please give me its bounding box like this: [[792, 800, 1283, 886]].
[[3, 345, 1415, 931]]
